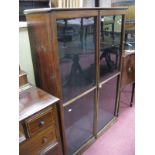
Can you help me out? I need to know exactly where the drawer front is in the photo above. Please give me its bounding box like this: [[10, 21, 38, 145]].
[[20, 125, 57, 155], [39, 142, 63, 155], [25, 107, 55, 137], [122, 54, 135, 85]]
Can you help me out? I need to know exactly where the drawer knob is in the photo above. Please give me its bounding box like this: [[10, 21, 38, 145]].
[[39, 121, 45, 127], [42, 137, 48, 144]]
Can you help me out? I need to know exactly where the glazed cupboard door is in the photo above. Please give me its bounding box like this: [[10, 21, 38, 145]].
[[55, 11, 98, 155], [56, 16, 97, 103], [64, 91, 95, 155], [97, 14, 124, 132], [99, 15, 123, 82], [97, 76, 118, 132], [24, 8, 127, 155]]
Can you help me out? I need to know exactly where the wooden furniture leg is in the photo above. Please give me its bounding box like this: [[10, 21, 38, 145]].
[[130, 82, 135, 107]]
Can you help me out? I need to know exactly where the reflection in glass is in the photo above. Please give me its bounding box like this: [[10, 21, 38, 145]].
[[100, 15, 122, 82], [57, 17, 96, 103], [124, 32, 135, 50], [97, 76, 117, 132], [64, 91, 94, 155]]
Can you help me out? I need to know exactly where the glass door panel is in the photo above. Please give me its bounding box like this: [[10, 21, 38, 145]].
[[64, 91, 95, 155], [57, 17, 96, 103], [97, 76, 118, 132], [100, 15, 122, 82]]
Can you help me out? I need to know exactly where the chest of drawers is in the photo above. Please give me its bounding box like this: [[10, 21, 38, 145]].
[[19, 71, 63, 155]]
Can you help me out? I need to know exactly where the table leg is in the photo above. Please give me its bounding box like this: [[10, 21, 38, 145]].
[[130, 82, 135, 107]]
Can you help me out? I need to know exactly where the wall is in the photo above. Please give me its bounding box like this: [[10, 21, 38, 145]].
[[19, 22, 36, 85], [83, 0, 95, 7], [99, 0, 111, 7]]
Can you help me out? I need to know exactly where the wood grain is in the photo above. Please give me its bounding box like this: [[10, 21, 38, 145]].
[[121, 53, 135, 85], [25, 108, 55, 137], [20, 126, 57, 155], [19, 86, 59, 121], [24, 8, 127, 155]]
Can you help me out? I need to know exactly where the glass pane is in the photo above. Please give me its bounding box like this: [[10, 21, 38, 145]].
[[97, 76, 117, 132], [100, 15, 122, 82], [57, 17, 96, 103], [64, 91, 94, 155], [124, 32, 135, 50]]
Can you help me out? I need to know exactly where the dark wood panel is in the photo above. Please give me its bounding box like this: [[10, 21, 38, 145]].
[[20, 126, 57, 155], [121, 53, 135, 85], [55, 10, 98, 19], [24, 7, 127, 15], [24, 8, 127, 155], [40, 142, 63, 155], [19, 86, 59, 121], [19, 70, 63, 155], [25, 107, 55, 137], [26, 13, 62, 99]]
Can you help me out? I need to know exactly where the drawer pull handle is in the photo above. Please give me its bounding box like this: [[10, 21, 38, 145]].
[[39, 121, 45, 127], [128, 67, 132, 72], [42, 137, 48, 144]]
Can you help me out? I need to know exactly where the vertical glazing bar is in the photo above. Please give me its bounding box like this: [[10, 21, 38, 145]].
[[114, 74, 120, 116], [130, 82, 135, 107], [93, 11, 100, 138]]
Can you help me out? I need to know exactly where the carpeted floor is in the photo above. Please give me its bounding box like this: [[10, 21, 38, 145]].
[[83, 84, 135, 155]]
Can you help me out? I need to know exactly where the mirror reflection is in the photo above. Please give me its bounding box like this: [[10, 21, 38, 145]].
[[57, 17, 96, 103], [64, 91, 94, 155], [100, 15, 122, 82]]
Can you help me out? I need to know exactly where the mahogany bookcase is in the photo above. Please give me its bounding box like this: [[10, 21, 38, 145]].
[[24, 7, 127, 155]]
